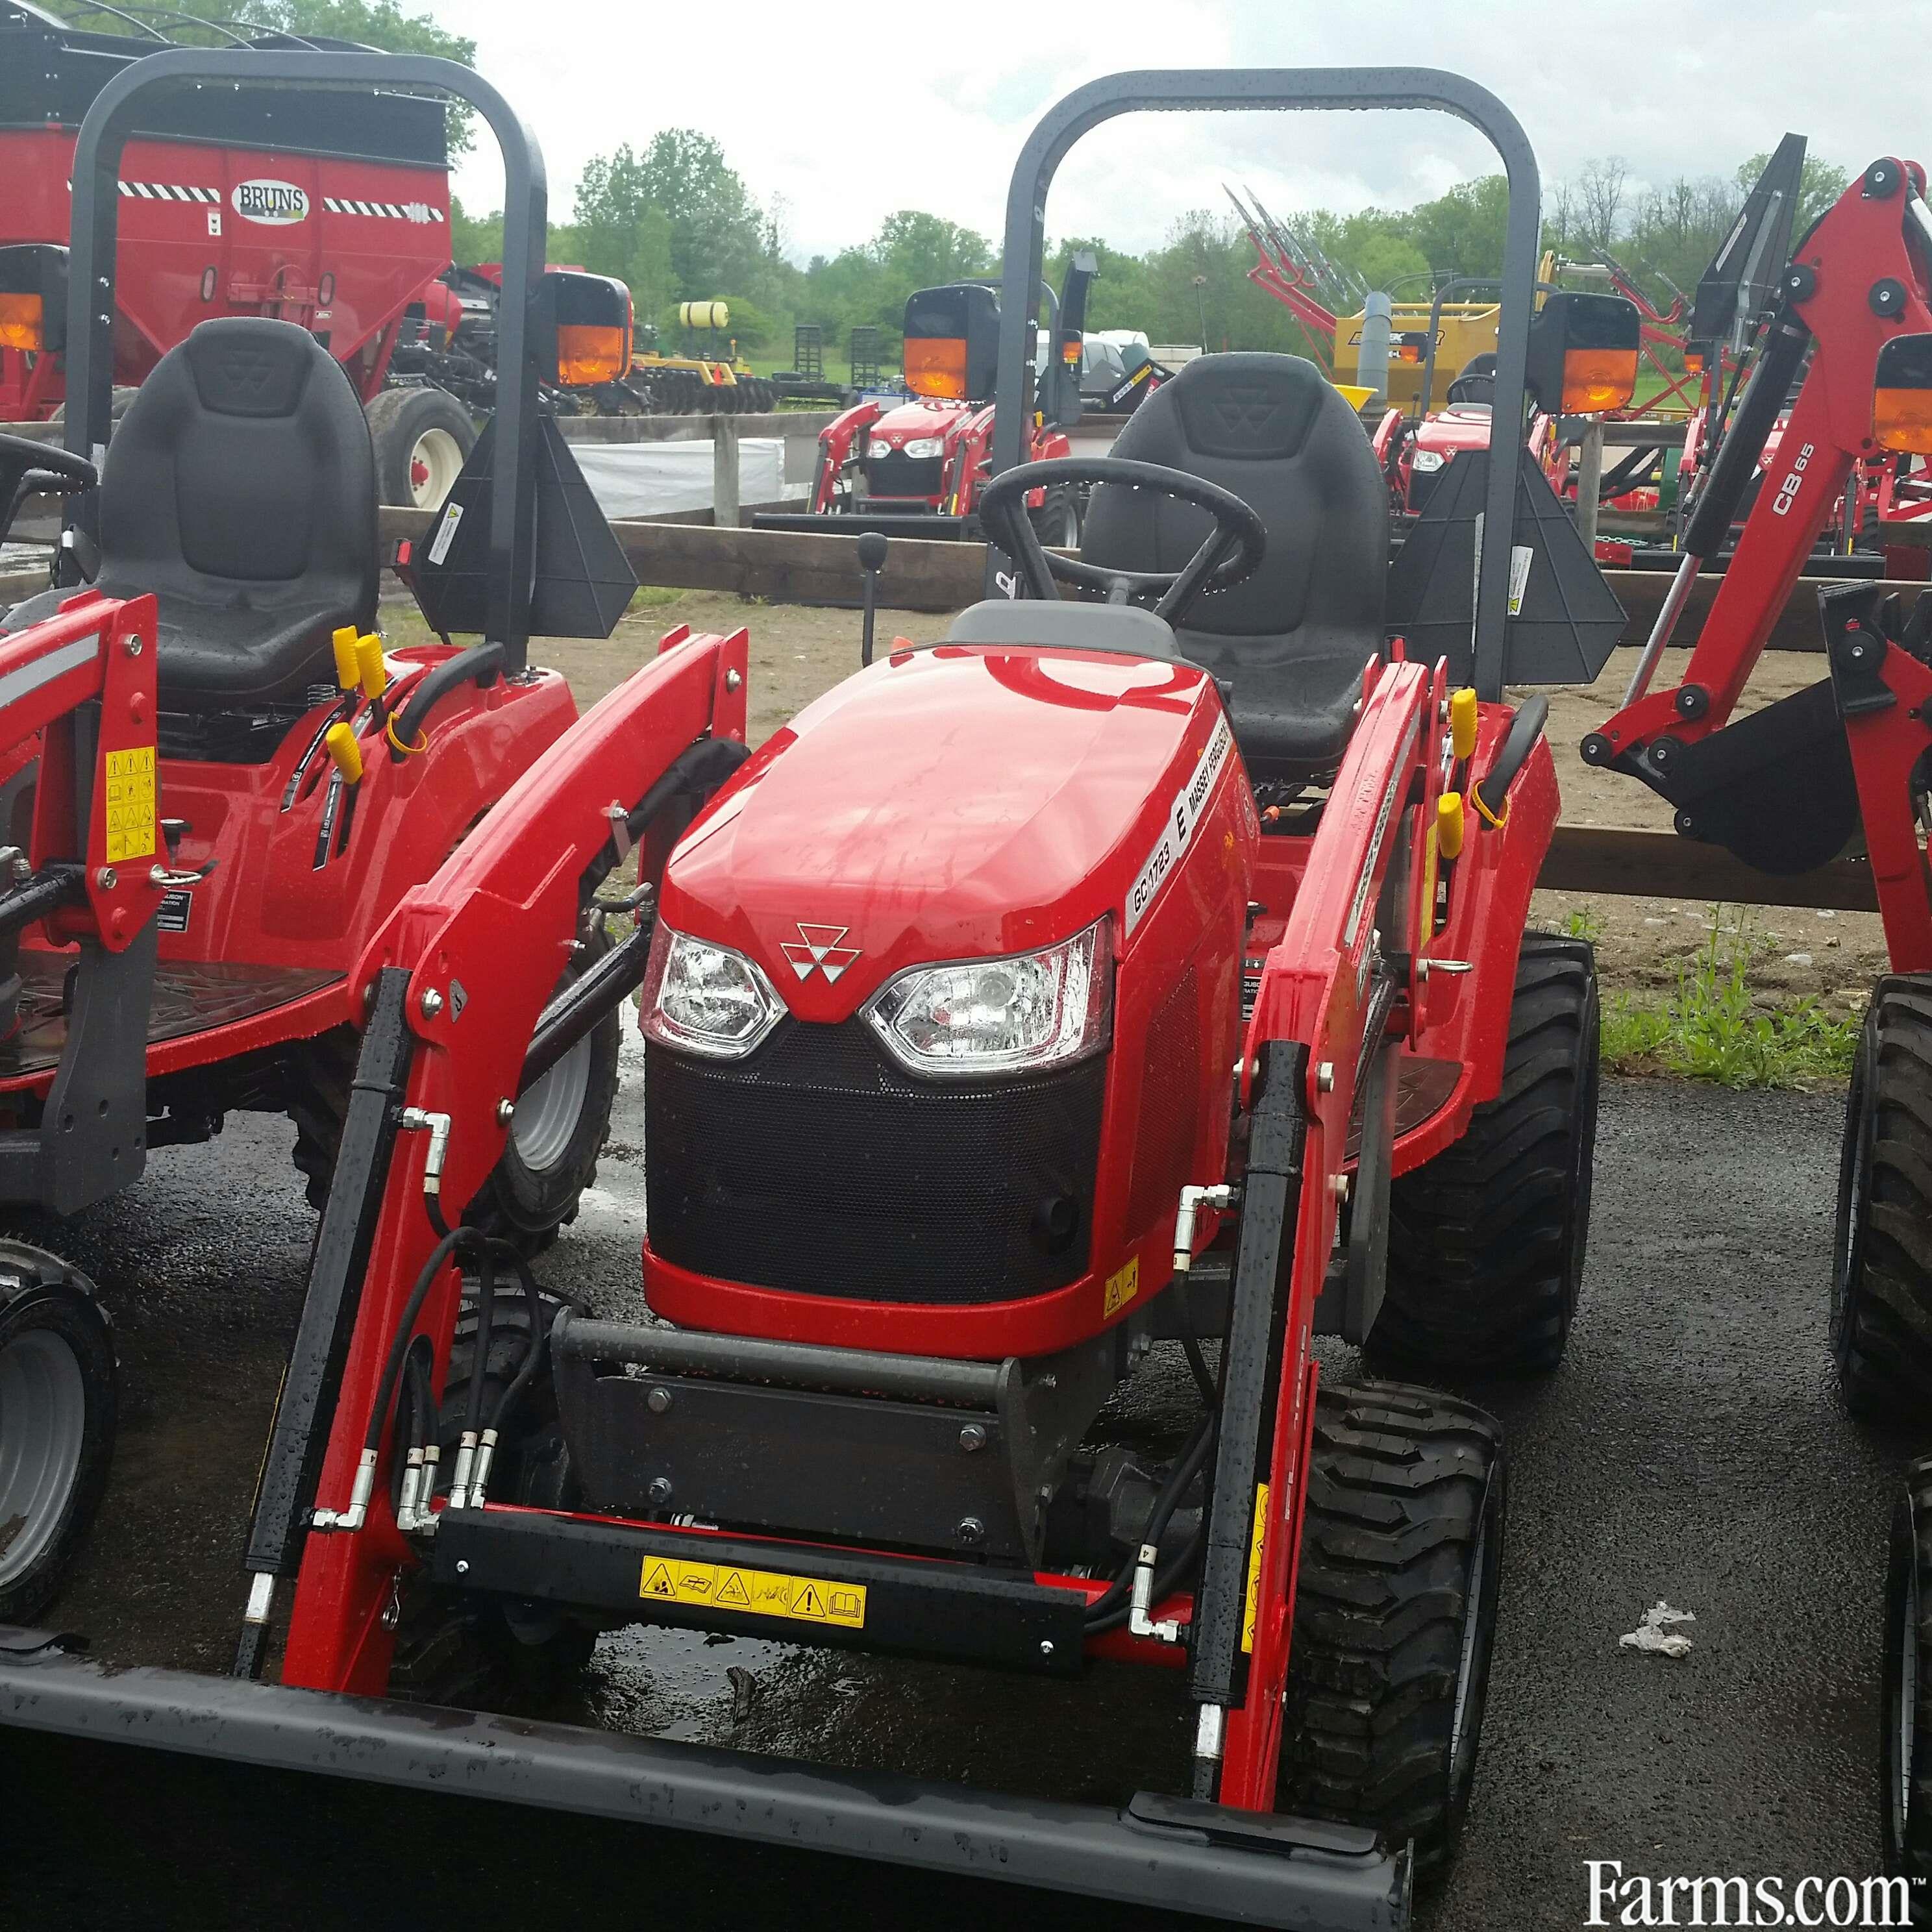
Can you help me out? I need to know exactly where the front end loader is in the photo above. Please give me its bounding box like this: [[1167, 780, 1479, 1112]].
[[0, 65, 1633, 1931]]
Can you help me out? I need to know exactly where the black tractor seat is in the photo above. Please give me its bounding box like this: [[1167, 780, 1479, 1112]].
[[3, 317, 378, 712], [1446, 351, 1498, 406], [1077, 352, 1387, 784]]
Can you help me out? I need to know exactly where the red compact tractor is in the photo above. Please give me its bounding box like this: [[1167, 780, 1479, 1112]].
[[0, 3, 628, 506], [754, 259, 1100, 545], [1572, 153, 1932, 1890], [0, 62, 1633, 1931], [0, 47, 641, 1619]]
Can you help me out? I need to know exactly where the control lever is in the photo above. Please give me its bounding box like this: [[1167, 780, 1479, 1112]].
[[858, 530, 887, 667]]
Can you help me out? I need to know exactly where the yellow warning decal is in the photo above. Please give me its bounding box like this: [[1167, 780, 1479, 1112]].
[[1241, 1482, 1270, 1654], [103, 745, 156, 863], [640, 1554, 866, 1630], [1103, 1256, 1140, 1319]]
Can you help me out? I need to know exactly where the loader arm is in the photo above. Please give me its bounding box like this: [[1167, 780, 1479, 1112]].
[[1587, 160, 1931, 763], [230, 624, 749, 1694]]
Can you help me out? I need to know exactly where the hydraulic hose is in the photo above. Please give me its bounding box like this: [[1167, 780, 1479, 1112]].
[[363, 1226, 465, 1461], [463, 1241, 497, 1443], [1084, 1411, 1218, 1633], [390, 641, 504, 760]]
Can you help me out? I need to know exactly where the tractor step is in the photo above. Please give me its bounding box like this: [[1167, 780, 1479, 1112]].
[[0, 1628, 1410, 1929], [430, 1505, 1086, 1676]]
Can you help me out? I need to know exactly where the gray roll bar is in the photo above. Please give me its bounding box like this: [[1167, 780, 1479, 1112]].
[[63, 49, 546, 671], [991, 68, 1541, 700]]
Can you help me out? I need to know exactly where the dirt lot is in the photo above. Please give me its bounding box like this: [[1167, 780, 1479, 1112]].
[[382, 588, 1885, 1012]]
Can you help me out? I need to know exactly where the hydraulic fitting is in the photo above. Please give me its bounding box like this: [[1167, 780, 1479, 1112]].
[[1172, 1182, 1240, 1278], [312, 1446, 379, 1531], [1128, 1543, 1183, 1644], [400, 1107, 451, 1196]]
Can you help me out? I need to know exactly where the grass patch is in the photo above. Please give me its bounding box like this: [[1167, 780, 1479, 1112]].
[[1600, 906, 1860, 1089]]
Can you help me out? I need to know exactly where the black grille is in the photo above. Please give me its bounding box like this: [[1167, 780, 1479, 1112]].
[[865, 452, 944, 499], [645, 1020, 1106, 1305]]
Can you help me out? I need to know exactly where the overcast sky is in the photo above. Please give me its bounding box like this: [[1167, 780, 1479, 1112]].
[[447, 0, 1899, 262]]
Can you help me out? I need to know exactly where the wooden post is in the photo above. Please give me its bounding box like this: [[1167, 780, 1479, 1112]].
[[1574, 417, 1604, 552], [712, 415, 740, 529]]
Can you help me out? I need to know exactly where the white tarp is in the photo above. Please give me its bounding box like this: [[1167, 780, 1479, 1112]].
[[569, 438, 800, 520]]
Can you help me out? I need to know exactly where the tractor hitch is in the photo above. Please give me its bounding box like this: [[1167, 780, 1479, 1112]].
[[0, 1629, 1412, 1930]]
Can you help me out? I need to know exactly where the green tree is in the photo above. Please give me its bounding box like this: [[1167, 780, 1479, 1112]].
[[1407, 176, 1511, 282], [873, 211, 992, 295], [571, 148, 676, 316]]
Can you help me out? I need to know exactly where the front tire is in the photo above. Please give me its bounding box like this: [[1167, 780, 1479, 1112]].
[[0, 1249, 116, 1626], [1370, 933, 1599, 1375], [1884, 1459, 1932, 1894], [1029, 484, 1083, 551], [1833, 978, 1932, 1417], [1280, 1380, 1505, 1872], [464, 924, 623, 1257], [389, 1291, 595, 1704]]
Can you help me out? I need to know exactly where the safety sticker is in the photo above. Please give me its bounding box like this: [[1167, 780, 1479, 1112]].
[[428, 499, 464, 565], [102, 745, 156, 863], [1124, 713, 1233, 939], [1240, 1482, 1270, 1654], [1103, 1256, 1139, 1319], [640, 1555, 867, 1630]]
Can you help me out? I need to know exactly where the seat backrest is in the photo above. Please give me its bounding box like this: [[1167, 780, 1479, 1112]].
[[1446, 351, 1497, 406], [1080, 353, 1387, 758], [97, 317, 377, 698]]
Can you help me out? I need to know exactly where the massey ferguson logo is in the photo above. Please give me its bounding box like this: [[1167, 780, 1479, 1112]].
[[781, 923, 861, 983], [232, 179, 310, 226]]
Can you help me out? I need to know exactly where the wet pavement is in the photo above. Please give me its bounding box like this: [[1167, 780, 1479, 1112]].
[[0, 1065, 1905, 1930]]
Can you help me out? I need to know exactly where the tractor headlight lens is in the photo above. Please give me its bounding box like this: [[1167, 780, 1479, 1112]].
[[1412, 448, 1447, 473], [900, 436, 945, 460], [641, 922, 784, 1059], [864, 918, 1111, 1076]]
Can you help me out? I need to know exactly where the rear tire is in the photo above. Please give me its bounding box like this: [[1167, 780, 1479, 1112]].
[[0, 1249, 116, 1626], [1280, 1380, 1505, 1873], [389, 1292, 595, 1704], [1369, 933, 1599, 1375], [365, 385, 475, 510], [1883, 1458, 1932, 1896], [1832, 978, 1932, 1417]]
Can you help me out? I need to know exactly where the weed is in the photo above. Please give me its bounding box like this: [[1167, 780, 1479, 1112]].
[[1559, 903, 1603, 945], [1600, 905, 1859, 1088]]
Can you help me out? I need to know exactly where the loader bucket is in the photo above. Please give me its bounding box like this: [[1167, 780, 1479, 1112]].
[[0, 1632, 1412, 1930]]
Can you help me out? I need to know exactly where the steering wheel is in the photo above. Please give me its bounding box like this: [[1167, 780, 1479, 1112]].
[[0, 432, 97, 550], [978, 455, 1267, 627], [0, 432, 97, 494]]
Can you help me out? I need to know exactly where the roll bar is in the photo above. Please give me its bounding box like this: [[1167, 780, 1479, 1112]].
[[62, 49, 546, 671], [991, 68, 1542, 700]]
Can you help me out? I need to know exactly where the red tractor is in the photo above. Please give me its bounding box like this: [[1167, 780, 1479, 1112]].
[[0, 61, 1633, 1931], [0, 3, 621, 506], [0, 45, 639, 1619], [755, 261, 1100, 546]]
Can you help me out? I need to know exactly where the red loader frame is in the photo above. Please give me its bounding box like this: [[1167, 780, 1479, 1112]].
[[1585, 157, 1932, 965]]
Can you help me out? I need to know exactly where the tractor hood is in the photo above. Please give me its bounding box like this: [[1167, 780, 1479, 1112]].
[[660, 643, 1228, 1022], [1415, 403, 1494, 457], [865, 397, 976, 451]]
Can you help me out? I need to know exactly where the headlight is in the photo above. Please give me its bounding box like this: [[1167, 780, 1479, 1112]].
[[865, 439, 895, 459], [641, 921, 784, 1059], [864, 918, 1111, 1077], [900, 437, 945, 460], [1412, 448, 1447, 473]]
